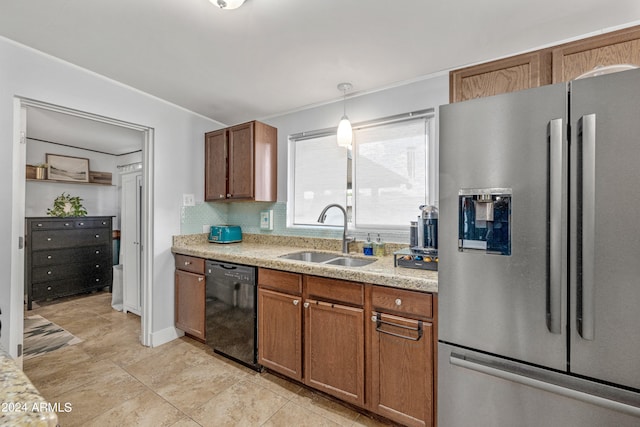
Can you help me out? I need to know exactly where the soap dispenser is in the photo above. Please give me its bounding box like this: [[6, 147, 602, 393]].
[[373, 234, 385, 257], [363, 233, 374, 256]]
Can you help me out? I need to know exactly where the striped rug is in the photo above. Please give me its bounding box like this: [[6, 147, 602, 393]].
[[23, 315, 82, 360]]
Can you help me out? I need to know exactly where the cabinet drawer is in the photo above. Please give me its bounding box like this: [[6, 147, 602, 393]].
[[174, 254, 205, 274], [31, 229, 110, 250], [32, 245, 110, 266], [32, 262, 111, 283], [371, 286, 433, 319], [258, 268, 302, 295], [74, 218, 111, 228], [305, 276, 363, 307]]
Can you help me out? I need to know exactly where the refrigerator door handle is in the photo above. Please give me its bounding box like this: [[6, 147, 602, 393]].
[[450, 352, 640, 417], [548, 118, 564, 334], [579, 114, 597, 341]]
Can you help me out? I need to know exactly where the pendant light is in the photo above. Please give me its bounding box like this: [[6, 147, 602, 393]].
[[336, 82, 353, 148], [212, 0, 246, 9]]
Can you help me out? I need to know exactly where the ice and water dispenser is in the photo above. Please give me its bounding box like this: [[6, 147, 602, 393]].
[[458, 189, 512, 256]]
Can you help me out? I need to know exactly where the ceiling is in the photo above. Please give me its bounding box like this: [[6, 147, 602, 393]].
[[2, 0, 640, 128]]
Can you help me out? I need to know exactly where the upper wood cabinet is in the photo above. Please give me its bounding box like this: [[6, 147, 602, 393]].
[[552, 26, 640, 83], [450, 51, 551, 103], [450, 25, 640, 103], [204, 120, 277, 202]]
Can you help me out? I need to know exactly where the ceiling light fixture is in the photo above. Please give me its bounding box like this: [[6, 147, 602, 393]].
[[212, 0, 246, 10], [336, 82, 353, 148]]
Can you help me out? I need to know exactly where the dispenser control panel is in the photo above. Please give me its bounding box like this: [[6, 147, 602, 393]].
[[458, 188, 512, 256]]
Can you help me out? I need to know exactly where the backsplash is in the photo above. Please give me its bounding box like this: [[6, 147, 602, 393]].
[[180, 201, 343, 240]]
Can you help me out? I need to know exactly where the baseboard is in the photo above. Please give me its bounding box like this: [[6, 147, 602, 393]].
[[149, 326, 184, 348]]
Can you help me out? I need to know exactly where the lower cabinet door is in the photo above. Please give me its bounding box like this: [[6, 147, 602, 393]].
[[175, 269, 205, 340], [370, 312, 434, 427], [304, 299, 364, 407], [257, 288, 303, 381]]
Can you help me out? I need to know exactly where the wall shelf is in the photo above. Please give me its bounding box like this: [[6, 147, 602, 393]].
[[26, 178, 115, 186]]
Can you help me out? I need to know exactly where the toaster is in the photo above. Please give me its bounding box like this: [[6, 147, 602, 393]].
[[208, 225, 242, 243]]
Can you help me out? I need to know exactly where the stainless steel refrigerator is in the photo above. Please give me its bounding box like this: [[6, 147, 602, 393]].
[[438, 68, 640, 426]]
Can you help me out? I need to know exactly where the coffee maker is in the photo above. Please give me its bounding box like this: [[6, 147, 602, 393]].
[[395, 205, 439, 270]]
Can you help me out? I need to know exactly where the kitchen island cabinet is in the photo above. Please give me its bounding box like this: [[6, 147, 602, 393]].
[[174, 254, 206, 341], [204, 120, 277, 202]]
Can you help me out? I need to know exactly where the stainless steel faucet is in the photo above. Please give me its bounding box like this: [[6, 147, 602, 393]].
[[317, 203, 354, 254]]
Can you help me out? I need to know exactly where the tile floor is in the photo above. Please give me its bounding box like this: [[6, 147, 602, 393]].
[[23, 291, 397, 426]]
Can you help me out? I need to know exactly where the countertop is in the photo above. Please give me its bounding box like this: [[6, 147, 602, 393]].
[[172, 233, 438, 293], [0, 347, 58, 427]]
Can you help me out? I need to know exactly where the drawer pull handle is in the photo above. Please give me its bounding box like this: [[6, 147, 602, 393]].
[[64, 223, 70, 227], [47, 286, 52, 291], [375, 313, 423, 341], [47, 238, 52, 241], [47, 271, 52, 275], [95, 250, 100, 254], [95, 234, 100, 238], [96, 265, 100, 268], [303, 302, 309, 308], [395, 298, 402, 306], [37, 223, 43, 227], [79, 222, 84, 226], [184, 261, 191, 266], [198, 277, 204, 282], [293, 299, 300, 306], [96, 278, 100, 282], [47, 255, 52, 259]]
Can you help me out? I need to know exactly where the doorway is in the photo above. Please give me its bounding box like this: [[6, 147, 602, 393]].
[[11, 97, 154, 364]]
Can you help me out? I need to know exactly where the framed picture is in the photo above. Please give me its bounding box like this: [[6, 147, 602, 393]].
[[46, 154, 90, 183]]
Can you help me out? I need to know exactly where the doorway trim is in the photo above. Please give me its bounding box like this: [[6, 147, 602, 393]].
[[13, 97, 154, 348]]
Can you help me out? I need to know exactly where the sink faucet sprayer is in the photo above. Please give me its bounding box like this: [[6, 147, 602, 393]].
[[317, 203, 354, 254]]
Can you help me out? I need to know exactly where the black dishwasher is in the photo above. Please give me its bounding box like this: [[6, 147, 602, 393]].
[[205, 260, 260, 370]]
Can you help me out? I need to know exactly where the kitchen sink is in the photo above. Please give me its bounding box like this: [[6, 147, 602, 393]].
[[278, 251, 376, 267], [278, 251, 340, 263], [324, 257, 376, 267]]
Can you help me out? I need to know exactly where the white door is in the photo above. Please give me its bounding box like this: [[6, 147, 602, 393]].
[[122, 171, 142, 315]]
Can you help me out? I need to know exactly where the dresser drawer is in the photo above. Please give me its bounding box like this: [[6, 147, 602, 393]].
[[74, 218, 111, 228], [32, 261, 111, 283], [305, 275, 363, 306], [31, 229, 110, 250], [30, 220, 75, 230], [371, 286, 433, 319], [31, 245, 110, 266], [174, 254, 205, 274], [31, 274, 110, 299]]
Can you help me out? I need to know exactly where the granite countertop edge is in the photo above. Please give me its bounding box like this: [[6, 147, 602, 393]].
[[0, 347, 59, 427], [171, 235, 438, 294]]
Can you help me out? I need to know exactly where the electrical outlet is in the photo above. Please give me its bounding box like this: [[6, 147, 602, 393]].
[[183, 193, 195, 207], [260, 209, 274, 230], [202, 224, 211, 233]]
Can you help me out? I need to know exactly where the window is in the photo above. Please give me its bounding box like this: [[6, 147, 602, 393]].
[[289, 110, 436, 235]]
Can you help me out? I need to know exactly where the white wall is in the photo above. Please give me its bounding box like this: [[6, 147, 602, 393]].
[[0, 36, 223, 355]]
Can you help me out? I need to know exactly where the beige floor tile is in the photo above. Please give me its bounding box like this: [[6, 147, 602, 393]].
[[53, 365, 149, 427], [82, 390, 185, 427], [189, 379, 288, 426], [291, 388, 361, 427], [247, 371, 304, 400], [168, 418, 203, 427], [264, 401, 342, 427]]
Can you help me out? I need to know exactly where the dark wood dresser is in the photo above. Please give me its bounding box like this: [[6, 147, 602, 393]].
[[25, 216, 113, 310]]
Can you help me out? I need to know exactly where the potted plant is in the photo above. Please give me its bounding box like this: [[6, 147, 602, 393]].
[[47, 192, 88, 217]]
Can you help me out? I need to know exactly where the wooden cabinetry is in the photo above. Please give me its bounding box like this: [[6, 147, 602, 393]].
[[304, 276, 365, 406], [257, 269, 303, 381], [174, 254, 206, 341], [25, 216, 113, 310], [450, 51, 551, 103], [552, 26, 640, 82], [204, 120, 277, 202], [450, 25, 640, 103], [368, 286, 436, 427]]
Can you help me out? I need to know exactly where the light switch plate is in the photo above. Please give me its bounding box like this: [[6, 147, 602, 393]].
[[183, 193, 195, 207], [260, 209, 273, 230]]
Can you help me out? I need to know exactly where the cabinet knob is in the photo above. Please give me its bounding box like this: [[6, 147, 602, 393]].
[[47, 237, 52, 241], [198, 277, 204, 282], [95, 264, 100, 268], [219, 194, 225, 199], [37, 223, 43, 227], [79, 222, 85, 226], [371, 315, 377, 322], [47, 286, 52, 291], [64, 223, 70, 227], [227, 194, 232, 197], [95, 250, 100, 254], [395, 298, 402, 306], [95, 278, 100, 282], [47, 271, 52, 275], [184, 261, 191, 266], [47, 255, 52, 259], [293, 299, 300, 306], [303, 302, 310, 308], [95, 234, 100, 238]]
